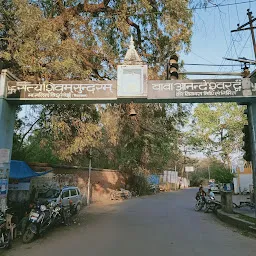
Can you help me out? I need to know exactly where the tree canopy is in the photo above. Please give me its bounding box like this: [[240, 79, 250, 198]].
[[1, 0, 209, 179], [1, 0, 194, 81], [188, 103, 246, 163]]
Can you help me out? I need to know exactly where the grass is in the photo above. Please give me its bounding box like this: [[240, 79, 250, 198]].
[[237, 214, 256, 225]]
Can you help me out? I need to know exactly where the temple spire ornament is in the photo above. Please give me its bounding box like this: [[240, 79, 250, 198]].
[[123, 36, 143, 65]]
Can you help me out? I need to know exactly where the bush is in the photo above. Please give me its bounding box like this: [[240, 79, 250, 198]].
[[127, 171, 151, 196], [190, 172, 206, 187], [211, 168, 234, 183]]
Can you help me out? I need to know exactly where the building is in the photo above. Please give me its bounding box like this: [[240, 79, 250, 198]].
[[233, 162, 253, 194]]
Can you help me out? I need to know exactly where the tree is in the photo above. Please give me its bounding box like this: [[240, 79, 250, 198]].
[[1, 0, 193, 81], [1, 0, 197, 176], [97, 103, 191, 172], [189, 103, 246, 163], [211, 168, 234, 184], [189, 157, 234, 186]]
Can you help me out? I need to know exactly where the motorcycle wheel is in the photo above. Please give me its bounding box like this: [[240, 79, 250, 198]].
[[5, 231, 12, 249], [204, 206, 209, 213], [213, 204, 221, 213], [22, 229, 35, 244], [194, 202, 202, 211], [195, 200, 205, 211]]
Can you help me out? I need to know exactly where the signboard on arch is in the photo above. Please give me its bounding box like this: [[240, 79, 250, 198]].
[[7, 81, 117, 101], [148, 79, 244, 99]]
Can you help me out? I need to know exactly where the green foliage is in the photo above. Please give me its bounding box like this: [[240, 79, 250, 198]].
[[210, 168, 234, 184], [1, 0, 193, 80], [189, 103, 246, 163], [12, 129, 60, 164], [189, 157, 234, 186], [127, 170, 151, 196], [190, 172, 207, 187]]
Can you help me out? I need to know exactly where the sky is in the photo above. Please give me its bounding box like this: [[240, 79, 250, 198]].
[[181, 0, 256, 79]]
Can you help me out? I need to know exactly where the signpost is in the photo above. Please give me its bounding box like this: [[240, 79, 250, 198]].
[[185, 166, 194, 173]]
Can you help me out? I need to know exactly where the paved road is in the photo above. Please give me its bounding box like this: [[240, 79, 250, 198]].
[[5, 189, 256, 256]]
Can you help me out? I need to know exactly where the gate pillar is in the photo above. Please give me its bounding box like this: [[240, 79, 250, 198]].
[[0, 70, 18, 212]]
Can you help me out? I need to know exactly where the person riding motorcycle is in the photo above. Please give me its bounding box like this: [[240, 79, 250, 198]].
[[196, 187, 206, 200], [207, 188, 215, 199]]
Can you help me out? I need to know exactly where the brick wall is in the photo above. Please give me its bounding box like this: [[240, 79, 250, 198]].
[[29, 163, 126, 203]]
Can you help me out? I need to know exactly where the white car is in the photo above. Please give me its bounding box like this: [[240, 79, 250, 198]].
[[210, 184, 220, 193], [38, 186, 83, 213]]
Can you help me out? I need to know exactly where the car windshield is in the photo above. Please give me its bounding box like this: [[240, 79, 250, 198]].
[[38, 189, 60, 199]]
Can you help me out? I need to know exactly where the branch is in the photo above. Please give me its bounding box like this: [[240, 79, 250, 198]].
[[73, 0, 112, 14], [139, 124, 166, 136], [17, 110, 53, 150], [126, 17, 142, 47]]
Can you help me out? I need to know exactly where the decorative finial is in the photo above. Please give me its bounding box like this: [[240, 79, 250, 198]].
[[123, 35, 143, 65], [130, 35, 135, 50]]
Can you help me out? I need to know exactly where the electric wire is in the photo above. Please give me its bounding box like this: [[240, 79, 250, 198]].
[[238, 34, 251, 57], [86, 0, 256, 19], [182, 63, 242, 66], [190, 51, 216, 64]]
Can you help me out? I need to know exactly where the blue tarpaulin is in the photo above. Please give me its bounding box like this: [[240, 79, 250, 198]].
[[147, 175, 160, 185], [10, 160, 51, 180]]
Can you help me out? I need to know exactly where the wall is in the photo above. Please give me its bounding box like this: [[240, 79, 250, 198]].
[[29, 164, 126, 203], [240, 162, 252, 174], [239, 174, 253, 193], [236, 161, 253, 193]]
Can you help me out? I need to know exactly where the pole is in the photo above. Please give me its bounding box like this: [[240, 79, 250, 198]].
[[231, 9, 256, 59], [248, 104, 256, 217], [208, 166, 210, 180], [175, 165, 177, 191], [87, 148, 92, 206], [247, 9, 256, 217], [247, 10, 256, 59]]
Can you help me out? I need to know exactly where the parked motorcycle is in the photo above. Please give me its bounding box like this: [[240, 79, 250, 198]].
[[22, 201, 62, 243], [204, 197, 221, 213], [149, 184, 160, 194], [0, 210, 12, 249]]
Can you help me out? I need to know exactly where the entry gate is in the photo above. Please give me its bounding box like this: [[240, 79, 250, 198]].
[[1, 43, 256, 211]]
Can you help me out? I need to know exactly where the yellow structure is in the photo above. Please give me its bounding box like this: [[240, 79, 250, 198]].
[[235, 162, 253, 194]]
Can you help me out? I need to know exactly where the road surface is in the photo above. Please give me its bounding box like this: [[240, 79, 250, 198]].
[[5, 189, 256, 256]]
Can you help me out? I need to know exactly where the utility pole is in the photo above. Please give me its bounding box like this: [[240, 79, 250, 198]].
[[175, 164, 177, 191], [231, 9, 256, 59], [87, 148, 92, 206], [248, 10, 256, 59], [232, 10, 256, 216]]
